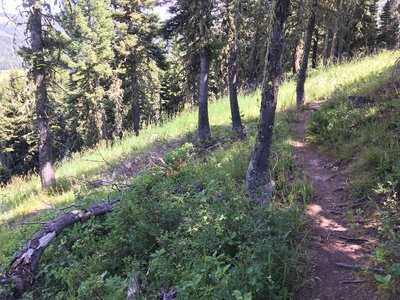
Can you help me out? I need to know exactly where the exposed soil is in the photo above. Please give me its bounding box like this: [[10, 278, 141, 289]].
[[294, 103, 380, 300]]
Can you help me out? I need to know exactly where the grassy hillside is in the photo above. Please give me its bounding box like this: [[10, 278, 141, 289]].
[[308, 56, 400, 296], [0, 50, 399, 298]]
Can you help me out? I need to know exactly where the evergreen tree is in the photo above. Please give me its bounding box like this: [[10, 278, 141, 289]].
[[59, 0, 115, 148], [247, 0, 291, 204], [112, 0, 164, 136], [346, 0, 379, 55], [223, 0, 244, 135], [0, 71, 37, 177], [379, 0, 400, 49], [160, 38, 186, 119], [296, 0, 317, 107], [21, 0, 56, 189]]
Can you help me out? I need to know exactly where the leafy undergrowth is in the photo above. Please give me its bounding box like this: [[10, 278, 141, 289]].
[[6, 116, 310, 299], [0, 50, 398, 299], [308, 61, 400, 296], [0, 51, 397, 223]]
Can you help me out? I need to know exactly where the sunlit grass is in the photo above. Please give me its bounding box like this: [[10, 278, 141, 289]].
[[0, 50, 398, 222]]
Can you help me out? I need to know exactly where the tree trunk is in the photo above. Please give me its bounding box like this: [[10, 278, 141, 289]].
[[296, 0, 317, 108], [322, 29, 330, 66], [246, 0, 290, 205], [198, 0, 212, 142], [228, 40, 244, 135], [330, 20, 339, 63], [0, 200, 118, 299], [292, 37, 304, 74], [27, 0, 55, 189], [198, 48, 212, 142], [101, 107, 110, 147], [337, 30, 345, 63], [131, 74, 140, 136], [312, 28, 319, 69]]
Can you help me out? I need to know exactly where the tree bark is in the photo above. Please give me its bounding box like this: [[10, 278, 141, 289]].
[[246, 0, 290, 205], [311, 28, 319, 68], [322, 29, 330, 66], [296, 0, 317, 108], [330, 17, 339, 64], [198, 49, 212, 142], [132, 74, 140, 136], [228, 40, 244, 135], [198, 0, 212, 142], [292, 37, 304, 74], [0, 200, 118, 299], [27, 0, 56, 189]]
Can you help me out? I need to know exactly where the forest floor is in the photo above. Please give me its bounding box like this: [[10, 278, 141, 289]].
[[294, 103, 380, 300]]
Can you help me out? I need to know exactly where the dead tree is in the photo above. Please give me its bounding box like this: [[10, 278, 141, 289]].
[[0, 200, 118, 299]]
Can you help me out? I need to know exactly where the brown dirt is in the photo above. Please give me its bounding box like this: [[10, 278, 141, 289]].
[[294, 103, 380, 300]]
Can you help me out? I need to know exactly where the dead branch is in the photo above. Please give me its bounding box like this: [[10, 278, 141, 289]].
[[0, 200, 118, 299], [338, 236, 369, 244], [340, 280, 368, 284], [126, 275, 142, 300], [335, 262, 385, 274], [333, 199, 365, 209], [159, 288, 177, 300], [327, 210, 344, 215], [16, 222, 48, 226]]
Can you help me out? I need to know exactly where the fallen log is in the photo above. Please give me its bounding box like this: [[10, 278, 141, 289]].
[[0, 200, 118, 299]]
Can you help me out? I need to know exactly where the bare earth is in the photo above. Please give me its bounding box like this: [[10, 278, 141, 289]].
[[294, 103, 380, 300]]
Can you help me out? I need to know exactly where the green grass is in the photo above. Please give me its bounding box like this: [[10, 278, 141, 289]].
[[1, 50, 398, 223], [0, 50, 399, 298], [307, 52, 400, 296], [4, 109, 311, 299]]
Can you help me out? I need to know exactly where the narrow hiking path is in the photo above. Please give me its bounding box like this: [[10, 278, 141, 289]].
[[294, 103, 380, 300]]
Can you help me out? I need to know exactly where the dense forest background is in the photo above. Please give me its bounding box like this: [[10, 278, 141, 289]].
[[0, 0, 399, 184]]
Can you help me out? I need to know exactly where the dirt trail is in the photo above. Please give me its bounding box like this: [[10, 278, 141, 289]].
[[294, 103, 379, 300]]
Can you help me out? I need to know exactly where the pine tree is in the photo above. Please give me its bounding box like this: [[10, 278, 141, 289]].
[[59, 0, 115, 148], [296, 0, 317, 107], [160, 38, 186, 119], [379, 0, 400, 49], [223, 0, 244, 135], [112, 0, 164, 136], [21, 0, 56, 189], [247, 0, 291, 204], [0, 70, 37, 177]]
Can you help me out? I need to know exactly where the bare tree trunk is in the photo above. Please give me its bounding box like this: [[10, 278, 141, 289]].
[[131, 74, 140, 136], [296, 0, 317, 108], [198, 48, 212, 141], [312, 28, 319, 68], [198, 0, 212, 142], [337, 30, 345, 63], [322, 29, 330, 66], [27, 0, 55, 189], [229, 40, 244, 135], [246, 0, 291, 205], [292, 37, 304, 74], [101, 107, 110, 147], [330, 20, 339, 63]]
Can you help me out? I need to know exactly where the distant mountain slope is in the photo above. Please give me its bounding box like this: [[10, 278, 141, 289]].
[[0, 14, 23, 70]]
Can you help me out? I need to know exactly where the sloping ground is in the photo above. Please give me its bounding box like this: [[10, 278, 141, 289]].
[[1, 51, 397, 224], [0, 51, 399, 298], [306, 65, 400, 298], [295, 104, 379, 299]]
